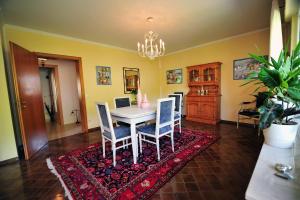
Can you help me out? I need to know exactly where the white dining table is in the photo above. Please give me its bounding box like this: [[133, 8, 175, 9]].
[[110, 105, 156, 164]]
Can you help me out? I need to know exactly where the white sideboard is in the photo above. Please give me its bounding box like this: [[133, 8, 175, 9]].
[[246, 119, 300, 200]]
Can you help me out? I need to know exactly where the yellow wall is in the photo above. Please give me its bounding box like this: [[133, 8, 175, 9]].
[[0, 32, 18, 161], [159, 29, 270, 122], [3, 25, 160, 129]]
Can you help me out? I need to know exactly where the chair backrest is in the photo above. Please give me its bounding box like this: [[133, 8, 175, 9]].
[[168, 94, 182, 114], [114, 97, 131, 108], [155, 97, 175, 136], [174, 92, 184, 99], [95, 102, 116, 140]]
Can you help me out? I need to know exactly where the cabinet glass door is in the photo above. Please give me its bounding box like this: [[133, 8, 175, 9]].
[[203, 67, 215, 82], [189, 69, 200, 82]]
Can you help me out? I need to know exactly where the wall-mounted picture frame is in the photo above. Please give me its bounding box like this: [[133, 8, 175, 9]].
[[166, 68, 183, 84], [123, 67, 140, 94], [233, 56, 268, 80], [96, 66, 112, 85]]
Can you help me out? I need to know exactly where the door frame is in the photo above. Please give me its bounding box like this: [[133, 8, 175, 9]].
[[35, 52, 88, 133], [39, 64, 64, 125]]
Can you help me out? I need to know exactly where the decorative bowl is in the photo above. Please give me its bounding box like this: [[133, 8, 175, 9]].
[[274, 163, 293, 173]]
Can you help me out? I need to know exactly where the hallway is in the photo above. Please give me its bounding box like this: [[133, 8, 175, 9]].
[[46, 122, 82, 141]]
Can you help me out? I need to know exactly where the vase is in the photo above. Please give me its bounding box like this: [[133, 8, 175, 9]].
[[141, 94, 150, 109], [263, 122, 298, 148], [137, 82, 142, 108]]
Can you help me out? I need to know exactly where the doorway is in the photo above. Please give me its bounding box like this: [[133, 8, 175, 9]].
[[35, 52, 88, 135], [39, 60, 83, 140], [10, 42, 88, 160]]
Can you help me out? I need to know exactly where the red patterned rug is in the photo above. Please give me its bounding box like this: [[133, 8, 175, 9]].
[[47, 128, 219, 200]]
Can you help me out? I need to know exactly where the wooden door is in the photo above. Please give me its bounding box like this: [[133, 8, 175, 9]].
[[10, 42, 48, 160]]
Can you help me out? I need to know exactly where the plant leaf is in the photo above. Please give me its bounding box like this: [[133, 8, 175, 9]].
[[292, 40, 300, 59], [288, 78, 300, 87], [287, 85, 300, 100], [282, 108, 300, 118], [252, 86, 263, 94], [287, 67, 300, 82], [279, 56, 291, 79], [246, 71, 259, 79], [240, 79, 258, 86], [291, 57, 300, 69], [249, 54, 272, 67], [277, 50, 285, 67], [271, 57, 280, 70], [258, 67, 281, 88], [259, 102, 284, 129]]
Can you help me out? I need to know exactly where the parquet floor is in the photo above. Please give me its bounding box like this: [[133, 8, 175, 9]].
[[0, 120, 263, 200]]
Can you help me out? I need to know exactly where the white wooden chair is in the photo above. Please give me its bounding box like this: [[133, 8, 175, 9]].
[[114, 97, 134, 148], [114, 97, 131, 108], [96, 102, 132, 166], [168, 94, 182, 133], [137, 97, 175, 161]]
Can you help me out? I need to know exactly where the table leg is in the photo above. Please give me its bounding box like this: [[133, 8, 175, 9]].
[[131, 123, 138, 164]]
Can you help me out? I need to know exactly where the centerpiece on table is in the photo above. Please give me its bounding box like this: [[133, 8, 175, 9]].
[[133, 79, 150, 109], [244, 41, 300, 148]]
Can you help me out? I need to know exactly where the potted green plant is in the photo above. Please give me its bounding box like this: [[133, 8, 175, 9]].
[[245, 42, 300, 148]]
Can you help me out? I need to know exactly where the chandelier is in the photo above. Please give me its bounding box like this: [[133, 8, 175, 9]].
[[137, 31, 165, 60]]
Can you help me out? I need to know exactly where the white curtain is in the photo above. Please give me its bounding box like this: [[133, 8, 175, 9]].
[[269, 0, 283, 60], [50, 71, 58, 112]]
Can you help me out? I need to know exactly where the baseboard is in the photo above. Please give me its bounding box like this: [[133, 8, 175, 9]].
[[0, 157, 19, 166], [220, 120, 257, 128], [88, 126, 100, 133]]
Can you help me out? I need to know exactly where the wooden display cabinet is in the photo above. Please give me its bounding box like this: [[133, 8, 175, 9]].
[[186, 62, 221, 124]]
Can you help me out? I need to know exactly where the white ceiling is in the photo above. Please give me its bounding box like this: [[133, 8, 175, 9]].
[[0, 0, 272, 53]]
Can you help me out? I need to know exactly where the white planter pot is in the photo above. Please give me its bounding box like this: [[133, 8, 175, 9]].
[[263, 123, 299, 148]]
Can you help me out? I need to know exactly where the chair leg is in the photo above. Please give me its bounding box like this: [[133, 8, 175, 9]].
[[122, 140, 125, 149], [253, 119, 256, 128], [237, 115, 240, 129], [139, 134, 143, 153], [112, 143, 116, 167], [171, 132, 174, 152], [156, 138, 160, 161], [102, 137, 106, 158]]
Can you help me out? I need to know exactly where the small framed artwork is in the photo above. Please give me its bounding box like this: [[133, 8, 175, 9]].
[[96, 66, 112, 85], [233, 56, 267, 80], [166, 68, 183, 84]]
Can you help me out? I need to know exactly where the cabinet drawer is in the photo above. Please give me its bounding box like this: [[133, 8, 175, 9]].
[[186, 96, 217, 102]]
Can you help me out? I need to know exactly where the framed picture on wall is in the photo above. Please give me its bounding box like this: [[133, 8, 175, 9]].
[[123, 67, 140, 94], [233, 56, 268, 80], [166, 68, 182, 84], [96, 66, 112, 85]]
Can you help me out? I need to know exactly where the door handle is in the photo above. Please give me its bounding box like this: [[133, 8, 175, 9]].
[[20, 101, 27, 109]]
